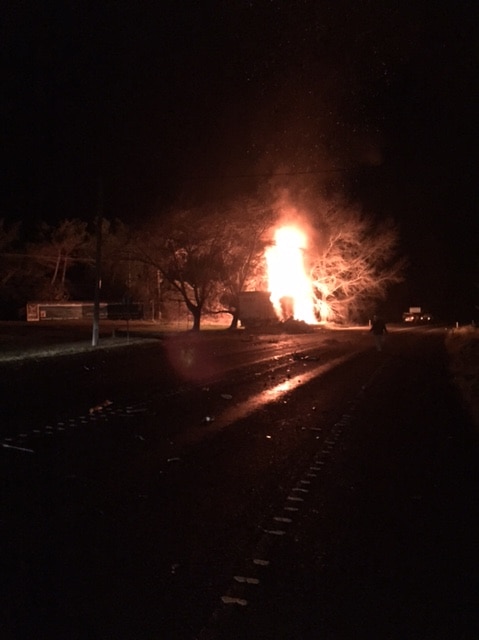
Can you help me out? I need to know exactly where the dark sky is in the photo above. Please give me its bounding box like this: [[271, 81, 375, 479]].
[[2, 1, 478, 319]]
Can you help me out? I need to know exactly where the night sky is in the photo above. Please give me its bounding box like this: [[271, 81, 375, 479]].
[[2, 1, 478, 320]]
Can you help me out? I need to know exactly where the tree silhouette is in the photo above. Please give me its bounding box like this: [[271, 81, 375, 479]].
[[28, 219, 91, 300], [129, 209, 228, 330]]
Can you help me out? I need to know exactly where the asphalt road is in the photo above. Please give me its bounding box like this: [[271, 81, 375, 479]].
[[1, 327, 478, 639]]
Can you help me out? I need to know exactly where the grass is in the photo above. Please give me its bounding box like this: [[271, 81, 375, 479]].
[[445, 325, 479, 430], [0, 320, 164, 362]]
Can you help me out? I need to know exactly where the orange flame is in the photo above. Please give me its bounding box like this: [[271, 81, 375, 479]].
[[265, 226, 317, 324]]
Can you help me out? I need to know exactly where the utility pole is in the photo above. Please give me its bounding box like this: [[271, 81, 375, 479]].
[[92, 178, 103, 346]]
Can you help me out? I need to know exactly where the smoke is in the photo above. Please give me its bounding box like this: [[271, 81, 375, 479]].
[[266, 186, 332, 258]]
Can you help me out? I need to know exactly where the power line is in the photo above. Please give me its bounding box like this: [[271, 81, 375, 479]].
[[179, 167, 349, 181]]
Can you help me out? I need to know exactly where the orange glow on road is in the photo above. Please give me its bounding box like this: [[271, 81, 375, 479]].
[[265, 226, 317, 324]]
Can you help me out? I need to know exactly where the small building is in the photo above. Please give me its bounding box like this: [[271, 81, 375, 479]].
[[26, 301, 143, 322]]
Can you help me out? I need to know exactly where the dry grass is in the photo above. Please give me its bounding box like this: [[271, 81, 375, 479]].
[[0, 320, 163, 362], [0, 318, 260, 362], [445, 325, 479, 430]]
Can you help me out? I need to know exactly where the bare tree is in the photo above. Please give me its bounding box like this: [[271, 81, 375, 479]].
[[94, 219, 164, 319], [28, 219, 91, 300], [308, 205, 405, 322], [0, 219, 26, 317], [129, 209, 228, 331], [0, 218, 21, 289], [216, 199, 274, 328], [93, 219, 132, 297]]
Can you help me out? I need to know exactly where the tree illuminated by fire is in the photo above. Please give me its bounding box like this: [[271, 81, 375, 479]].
[[263, 200, 404, 324], [309, 207, 404, 322], [124, 194, 404, 329]]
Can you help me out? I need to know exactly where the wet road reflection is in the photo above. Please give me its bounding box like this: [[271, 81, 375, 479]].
[[215, 353, 355, 428]]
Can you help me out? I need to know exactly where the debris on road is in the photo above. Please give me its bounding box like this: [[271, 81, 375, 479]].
[[221, 595, 248, 606], [89, 399, 113, 414], [2, 442, 35, 453], [234, 575, 260, 584]]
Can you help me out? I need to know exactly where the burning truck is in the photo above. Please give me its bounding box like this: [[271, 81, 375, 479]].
[[237, 226, 320, 330], [237, 291, 315, 332], [237, 291, 278, 329]]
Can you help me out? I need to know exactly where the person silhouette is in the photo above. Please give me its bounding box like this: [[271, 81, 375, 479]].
[[370, 314, 388, 351]]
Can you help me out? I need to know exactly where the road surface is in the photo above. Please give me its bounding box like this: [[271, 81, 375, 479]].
[[1, 327, 478, 639]]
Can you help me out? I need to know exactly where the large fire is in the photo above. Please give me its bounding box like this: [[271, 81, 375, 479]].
[[265, 226, 318, 324]]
